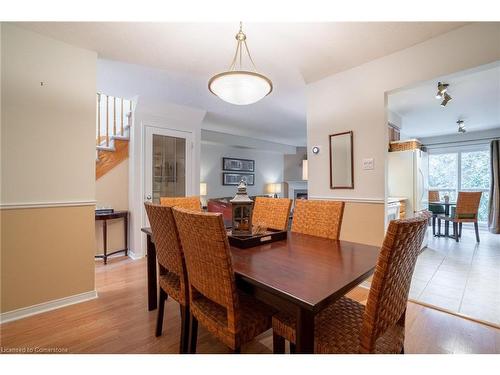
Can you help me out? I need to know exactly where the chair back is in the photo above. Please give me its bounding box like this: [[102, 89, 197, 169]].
[[428, 190, 440, 202], [172, 207, 239, 332], [291, 199, 345, 239], [359, 213, 429, 353], [252, 197, 292, 231], [160, 196, 202, 211], [455, 191, 482, 218], [144, 203, 188, 304]]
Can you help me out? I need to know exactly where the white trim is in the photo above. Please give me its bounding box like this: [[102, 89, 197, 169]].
[[127, 250, 143, 260], [0, 290, 98, 324], [308, 196, 385, 204], [0, 200, 96, 210]]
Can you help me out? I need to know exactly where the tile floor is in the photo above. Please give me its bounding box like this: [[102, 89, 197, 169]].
[[410, 225, 500, 326]]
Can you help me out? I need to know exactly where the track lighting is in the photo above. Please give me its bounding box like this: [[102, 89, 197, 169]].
[[435, 82, 449, 99], [457, 120, 466, 133], [440, 92, 452, 107]]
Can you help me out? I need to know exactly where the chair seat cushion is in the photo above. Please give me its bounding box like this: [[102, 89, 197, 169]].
[[272, 296, 404, 354], [428, 204, 445, 214], [191, 291, 275, 349], [438, 214, 476, 222]]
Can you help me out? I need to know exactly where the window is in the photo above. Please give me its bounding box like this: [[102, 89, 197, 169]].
[[429, 148, 490, 222]]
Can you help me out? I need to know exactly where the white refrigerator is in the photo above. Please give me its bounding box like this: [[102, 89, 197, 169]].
[[387, 149, 429, 217]]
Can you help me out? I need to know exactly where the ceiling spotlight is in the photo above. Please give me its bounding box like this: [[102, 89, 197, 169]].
[[440, 92, 452, 107], [457, 120, 466, 133], [435, 82, 449, 99]]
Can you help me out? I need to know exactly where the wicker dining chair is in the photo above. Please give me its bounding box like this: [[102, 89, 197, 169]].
[[272, 213, 429, 354], [252, 197, 292, 231], [291, 199, 345, 240], [144, 203, 190, 353], [428, 190, 445, 236], [160, 196, 202, 211], [172, 207, 276, 353], [437, 191, 482, 242]]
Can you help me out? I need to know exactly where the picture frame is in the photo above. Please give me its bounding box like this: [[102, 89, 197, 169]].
[[223, 157, 255, 172], [223, 173, 255, 186]]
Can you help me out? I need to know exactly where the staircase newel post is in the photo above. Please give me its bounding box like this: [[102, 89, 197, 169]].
[[97, 93, 101, 146], [106, 95, 109, 147]]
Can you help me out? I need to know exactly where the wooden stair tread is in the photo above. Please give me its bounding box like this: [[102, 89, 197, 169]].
[[96, 139, 129, 180]]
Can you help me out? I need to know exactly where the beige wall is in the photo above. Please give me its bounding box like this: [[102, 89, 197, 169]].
[[95, 159, 129, 254], [1, 24, 97, 314], [1, 24, 97, 205], [1, 206, 95, 312], [307, 23, 500, 245]]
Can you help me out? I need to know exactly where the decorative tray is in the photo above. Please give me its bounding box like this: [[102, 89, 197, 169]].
[[227, 229, 287, 249]]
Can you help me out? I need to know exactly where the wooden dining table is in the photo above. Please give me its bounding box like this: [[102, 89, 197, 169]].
[[141, 227, 380, 354]]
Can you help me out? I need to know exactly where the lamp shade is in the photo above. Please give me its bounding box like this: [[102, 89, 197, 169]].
[[302, 160, 308, 181], [208, 71, 273, 106], [200, 182, 207, 196], [266, 183, 282, 194]]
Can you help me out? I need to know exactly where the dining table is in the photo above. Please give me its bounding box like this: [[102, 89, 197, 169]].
[[429, 200, 456, 237], [141, 227, 380, 354]]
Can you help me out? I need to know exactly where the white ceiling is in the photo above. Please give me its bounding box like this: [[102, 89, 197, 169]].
[[388, 63, 500, 138], [17, 22, 468, 146]]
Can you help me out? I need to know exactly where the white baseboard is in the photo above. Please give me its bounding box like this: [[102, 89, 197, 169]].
[[127, 250, 144, 260], [0, 290, 98, 324]]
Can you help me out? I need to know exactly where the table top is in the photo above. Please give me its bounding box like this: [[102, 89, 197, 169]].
[[95, 210, 128, 220], [429, 201, 456, 206], [230, 231, 379, 311], [142, 227, 380, 312]]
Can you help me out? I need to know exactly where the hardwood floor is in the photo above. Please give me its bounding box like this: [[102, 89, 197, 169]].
[[1, 256, 499, 354]]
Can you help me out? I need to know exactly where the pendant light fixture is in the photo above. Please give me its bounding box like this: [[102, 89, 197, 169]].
[[208, 22, 273, 105]]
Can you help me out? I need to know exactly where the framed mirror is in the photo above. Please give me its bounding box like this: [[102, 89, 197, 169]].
[[329, 131, 354, 189]]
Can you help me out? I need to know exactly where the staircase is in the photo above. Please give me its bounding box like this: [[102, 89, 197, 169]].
[[95, 93, 133, 179]]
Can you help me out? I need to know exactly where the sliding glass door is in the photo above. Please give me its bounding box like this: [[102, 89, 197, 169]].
[[428, 147, 490, 222]]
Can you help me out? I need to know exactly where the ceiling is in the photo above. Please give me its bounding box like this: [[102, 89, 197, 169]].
[[17, 22, 468, 146], [388, 63, 500, 138]]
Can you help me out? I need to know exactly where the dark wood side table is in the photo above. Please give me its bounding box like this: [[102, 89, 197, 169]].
[[95, 211, 128, 264]]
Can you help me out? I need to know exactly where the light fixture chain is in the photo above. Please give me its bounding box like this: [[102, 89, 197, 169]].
[[243, 40, 258, 72], [228, 40, 241, 71]]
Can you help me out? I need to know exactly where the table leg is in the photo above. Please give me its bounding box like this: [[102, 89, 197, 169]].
[[124, 214, 128, 256], [146, 234, 157, 311], [444, 205, 450, 237], [103, 220, 108, 265], [295, 308, 315, 354]]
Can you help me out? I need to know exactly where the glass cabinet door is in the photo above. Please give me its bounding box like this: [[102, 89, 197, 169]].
[[152, 134, 186, 203]]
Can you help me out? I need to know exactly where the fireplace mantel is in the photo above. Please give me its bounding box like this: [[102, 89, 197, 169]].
[[285, 180, 308, 200]]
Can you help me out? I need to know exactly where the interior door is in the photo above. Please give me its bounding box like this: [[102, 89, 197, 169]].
[[144, 126, 193, 206]]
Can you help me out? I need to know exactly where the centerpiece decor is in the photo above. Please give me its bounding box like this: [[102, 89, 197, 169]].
[[230, 180, 254, 237]]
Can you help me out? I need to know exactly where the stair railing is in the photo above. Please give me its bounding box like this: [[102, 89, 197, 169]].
[[96, 93, 132, 148]]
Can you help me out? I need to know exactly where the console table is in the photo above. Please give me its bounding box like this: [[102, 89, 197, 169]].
[[95, 210, 128, 264]]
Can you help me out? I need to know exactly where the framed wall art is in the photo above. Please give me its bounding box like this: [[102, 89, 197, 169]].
[[222, 157, 255, 172], [223, 172, 255, 186]]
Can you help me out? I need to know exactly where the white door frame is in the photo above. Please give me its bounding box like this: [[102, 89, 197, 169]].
[[128, 118, 197, 259]]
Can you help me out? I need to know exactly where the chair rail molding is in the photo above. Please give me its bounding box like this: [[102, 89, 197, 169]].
[[308, 196, 385, 204], [0, 200, 97, 210]]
